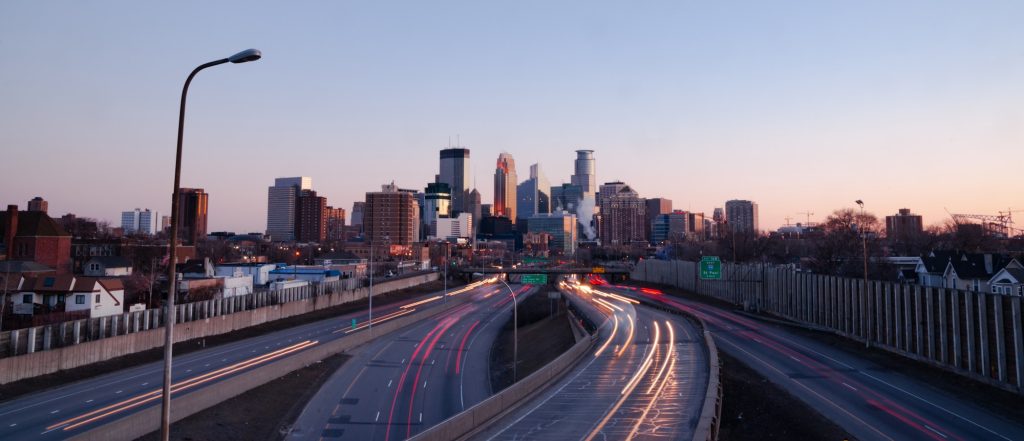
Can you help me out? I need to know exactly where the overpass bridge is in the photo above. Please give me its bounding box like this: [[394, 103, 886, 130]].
[[456, 266, 631, 283]]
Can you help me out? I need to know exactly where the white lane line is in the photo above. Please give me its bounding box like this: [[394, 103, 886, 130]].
[[186, 369, 192, 373], [401, 358, 406, 364], [431, 359, 435, 365], [115, 390, 122, 394], [924, 425, 948, 439], [419, 412, 423, 423], [221, 358, 227, 362], [387, 380, 393, 388], [789, 356, 800, 363], [842, 382, 857, 391], [423, 381, 427, 388], [8, 423, 15, 427], [50, 410, 59, 414], [375, 411, 381, 422], [141, 382, 148, 386], [85, 399, 93, 403]]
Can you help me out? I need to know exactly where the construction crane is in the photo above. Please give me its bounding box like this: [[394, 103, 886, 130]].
[[948, 208, 1024, 237], [797, 211, 814, 226]]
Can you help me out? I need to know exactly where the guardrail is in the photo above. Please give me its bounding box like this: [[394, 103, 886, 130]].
[[68, 291, 469, 441], [410, 292, 600, 441]]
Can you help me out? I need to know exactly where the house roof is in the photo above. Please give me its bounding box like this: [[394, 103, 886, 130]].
[[22, 275, 76, 292], [0, 260, 53, 273], [72, 277, 100, 293], [946, 253, 1015, 280], [87, 256, 133, 268], [98, 278, 124, 292], [0, 211, 70, 238]]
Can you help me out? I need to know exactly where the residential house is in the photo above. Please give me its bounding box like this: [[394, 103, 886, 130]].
[[83, 256, 133, 277], [12, 275, 124, 318], [989, 259, 1024, 296], [942, 253, 1015, 292]]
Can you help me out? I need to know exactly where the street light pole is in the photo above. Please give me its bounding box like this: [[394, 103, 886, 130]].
[[498, 278, 519, 382], [161, 49, 260, 441]]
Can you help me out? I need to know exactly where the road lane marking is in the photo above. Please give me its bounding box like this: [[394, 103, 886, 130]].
[[8, 423, 15, 427], [375, 411, 380, 422], [141, 383, 148, 386], [843, 382, 858, 391], [388, 380, 393, 388], [115, 390, 122, 394], [50, 410, 59, 414], [419, 412, 423, 423], [789, 356, 800, 362]]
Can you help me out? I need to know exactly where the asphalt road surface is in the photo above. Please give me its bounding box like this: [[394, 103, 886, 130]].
[[475, 279, 710, 441], [0, 278, 494, 440], [288, 283, 535, 441], [608, 282, 1024, 441]]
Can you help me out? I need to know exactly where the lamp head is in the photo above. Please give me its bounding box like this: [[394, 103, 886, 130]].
[[229, 48, 262, 64]]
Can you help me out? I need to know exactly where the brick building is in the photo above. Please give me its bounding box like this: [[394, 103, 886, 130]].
[[1, 204, 72, 274]]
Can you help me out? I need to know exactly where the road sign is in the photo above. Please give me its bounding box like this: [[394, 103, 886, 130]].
[[700, 256, 722, 280], [523, 257, 548, 264], [521, 274, 548, 284], [591, 267, 606, 274]]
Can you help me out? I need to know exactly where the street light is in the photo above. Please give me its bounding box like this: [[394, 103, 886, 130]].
[[856, 199, 869, 347], [162, 48, 260, 441], [497, 277, 519, 382]]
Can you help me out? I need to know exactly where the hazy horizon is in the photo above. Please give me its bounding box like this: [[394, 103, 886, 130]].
[[2, 1, 1021, 233]]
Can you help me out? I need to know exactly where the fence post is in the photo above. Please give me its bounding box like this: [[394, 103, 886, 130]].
[[914, 285, 924, 357], [1012, 297, 1023, 388], [939, 289, 948, 364], [978, 293, 990, 378], [926, 288, 936, 360], [26, 327, 36, 354], [73, 320, 81, 344], [952, 290, 962, 369], [9, 330, 19, 356], [902, 285, 913, 352], [98, 317, 107, 340], [42, 326, 52, 351], [965, 291, 976, 373], [994, 296, 1007, 383]]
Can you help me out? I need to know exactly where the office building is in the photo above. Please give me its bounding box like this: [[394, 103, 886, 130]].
[[176, 188, 208, 245], [468, 189, 482, 234], [886, 208, 924, 240], [493, 153, 517, 219], [551, 183, 583, 213], [725, 200, 759, 234], [423, 181, 451, 226], [599, 185, 646, 245], [517, 163, 550, 220], [528, 212, 577, 255], [325, 206, 346, 241], [439, 148, 471, 214], [651, 210, 704, 243], [645, 198, 672, 242], [597, 181, 628, 209], [27, 197, 48, 213], [364, 182, 420, 256], [571, 150, 596, 195], [267, 177, 312, 241], [433, 212, 473, 241], [295, 189, 327, 242], [121, 208, 156, 235]]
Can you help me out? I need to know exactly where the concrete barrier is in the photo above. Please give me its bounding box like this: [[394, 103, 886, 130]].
[[0, 273, 437, 385], [68, 292, 468, 441]]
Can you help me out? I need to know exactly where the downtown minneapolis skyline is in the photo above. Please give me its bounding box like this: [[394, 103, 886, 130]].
[[1, 1, 1022, 233]]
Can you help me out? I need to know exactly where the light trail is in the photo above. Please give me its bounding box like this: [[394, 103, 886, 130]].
[[585, 322, 660, 441], [616, 314, 636, 357], [646, 320, 675, 394], [594, 315, 620, 357], [338, 308, 416, 334], [400, 296, 442, 309], [593, 298, 623, 312], [51, 340, 317, 431]]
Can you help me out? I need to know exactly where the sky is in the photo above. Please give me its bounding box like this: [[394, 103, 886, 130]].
[[1, 1, 1022, 233]]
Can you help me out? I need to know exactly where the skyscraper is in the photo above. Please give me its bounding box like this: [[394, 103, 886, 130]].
[[571, 150, 596, 195], [351, 201, 365, 229], [365, 182, 420, 256], [267, 177, 312, 241], [439, 148, 470, 214], [176, 188, 208, 245], [725, 199, 759, 234], [295, 189, 327, 242], [517, 163, 550, 221], [644, 198, 673, 242], [493, 153, 517, 220], [467, 189, 482, 233]]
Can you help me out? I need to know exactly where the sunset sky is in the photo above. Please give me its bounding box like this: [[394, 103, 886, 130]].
[[1, 1, 1022, 233]]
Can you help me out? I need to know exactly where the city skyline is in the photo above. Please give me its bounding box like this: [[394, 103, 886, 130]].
[[1, 2, 1021, 233]]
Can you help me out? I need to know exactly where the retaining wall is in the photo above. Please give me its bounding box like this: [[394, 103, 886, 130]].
[[633, 259, 1024, 395], [0, 272, 437, 384]]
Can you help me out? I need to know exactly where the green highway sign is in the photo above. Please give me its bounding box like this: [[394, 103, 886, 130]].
[[521, 273, 549, 284], [523, 257, 548, 264], [700, 256, 722, 280]]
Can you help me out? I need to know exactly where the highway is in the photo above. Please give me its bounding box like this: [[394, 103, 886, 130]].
[[475, 278, 710, 441], [287, 282, 536, 441], [606, 281, 1024, 441], [0, 277, 497, 440]]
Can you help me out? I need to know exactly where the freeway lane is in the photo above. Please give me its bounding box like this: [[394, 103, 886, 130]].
[[609, 282, 1024, 441], [475, 279, 709, 441], [0, 277, 497, 440], [287, 283, 535, 441]]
